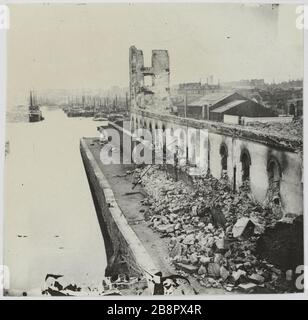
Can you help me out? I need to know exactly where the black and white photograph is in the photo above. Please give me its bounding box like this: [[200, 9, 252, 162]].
[[0, 1, 306, 300]]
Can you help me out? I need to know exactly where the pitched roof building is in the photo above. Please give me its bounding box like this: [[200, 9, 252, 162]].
[[176, 91, 277, 123]]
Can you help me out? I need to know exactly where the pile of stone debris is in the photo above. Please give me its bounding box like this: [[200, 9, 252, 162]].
[[246, 118, 302, 143], [245, 118, 303, 151], [134, 166, 299, 294]]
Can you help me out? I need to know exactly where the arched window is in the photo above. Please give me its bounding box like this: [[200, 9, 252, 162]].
[[154, 123, 159, 147], [240, 149, 251, 182], [140, 120, 145, 139], [219, 143, 228, 172], [178, 130, 188, 164], [149, 122, 153, 144], [266, 156, 282, 207], [289, 103, 295, 116], [267, 156, 281, 185], [162, 124, 166, 162], [190, 133, 196, 165]]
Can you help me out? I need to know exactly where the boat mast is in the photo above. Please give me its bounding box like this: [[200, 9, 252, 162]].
[[30, 90, 33, 107]]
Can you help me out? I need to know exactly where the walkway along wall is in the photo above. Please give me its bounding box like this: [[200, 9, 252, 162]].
[[80, 138, 158, 282], [130, 110, 303, 216]]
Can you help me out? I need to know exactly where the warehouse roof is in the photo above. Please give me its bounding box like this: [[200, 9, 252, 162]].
[[190, 91, 235, 107], [210, 100, 247, 113]]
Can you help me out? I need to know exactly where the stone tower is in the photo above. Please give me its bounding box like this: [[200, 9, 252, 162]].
[[129, 46, 170, 113]]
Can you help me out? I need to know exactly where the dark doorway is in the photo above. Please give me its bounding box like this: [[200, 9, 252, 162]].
[[220, 143, 228, 172], [162, 125, 166, 163], [240, 149, 251, 182], [267, 157, 281, 197], [233, 166, 236, 192], [289, 103, 295, 116]]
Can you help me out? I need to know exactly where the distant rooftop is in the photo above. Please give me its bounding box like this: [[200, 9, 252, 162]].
[[190, 91, 235, 107], [210, 100, 246, 113]]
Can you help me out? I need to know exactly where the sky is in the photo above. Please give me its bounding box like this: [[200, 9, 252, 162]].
[[6, 3, 304, 106]]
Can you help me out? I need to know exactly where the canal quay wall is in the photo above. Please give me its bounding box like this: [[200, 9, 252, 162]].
[[80, 138, 158, 281]]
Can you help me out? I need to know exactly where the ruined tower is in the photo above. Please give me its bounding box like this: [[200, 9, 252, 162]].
[[129, 46, 170, 113]]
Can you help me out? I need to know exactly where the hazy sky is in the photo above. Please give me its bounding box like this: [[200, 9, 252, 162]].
[[7, 3, 303, 105]]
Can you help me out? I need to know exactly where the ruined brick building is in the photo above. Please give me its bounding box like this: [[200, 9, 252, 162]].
[[129, 46, 303, 217]]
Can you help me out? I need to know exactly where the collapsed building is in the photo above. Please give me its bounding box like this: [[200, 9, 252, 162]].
[[129, 46, 303, 217]]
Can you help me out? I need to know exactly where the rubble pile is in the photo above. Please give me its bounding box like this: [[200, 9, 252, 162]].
[[134, 167, 299, 293], [245, 119, 303, 150], [247, 118, 302, 140], [211, 120, 302, 151]]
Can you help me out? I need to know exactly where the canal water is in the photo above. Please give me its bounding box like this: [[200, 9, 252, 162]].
[[4, 108, 107, 296]]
